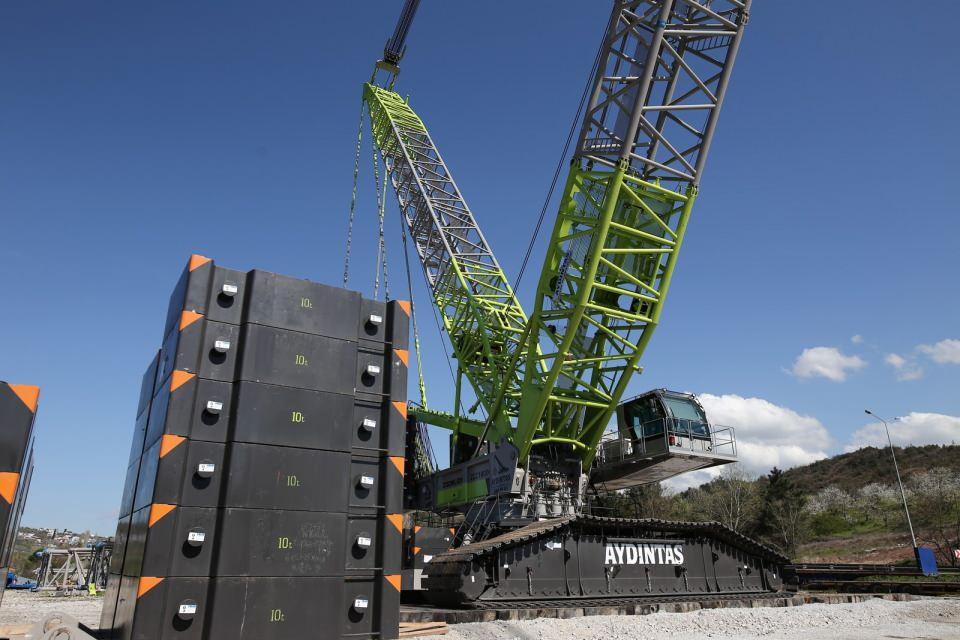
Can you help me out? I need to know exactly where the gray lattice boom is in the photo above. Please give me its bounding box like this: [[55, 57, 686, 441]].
[[579, 0, 750, 186], [508, 0, 752, 460]]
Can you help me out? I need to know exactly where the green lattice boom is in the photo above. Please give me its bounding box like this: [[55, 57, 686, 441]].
[[364, 84, 534, 445]]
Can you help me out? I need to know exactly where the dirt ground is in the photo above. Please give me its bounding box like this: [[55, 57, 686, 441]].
[[0, 590, 102, 629], [1, 590, 958, 639], [428, 597, 960, 640], [795, 530, 919, 564]]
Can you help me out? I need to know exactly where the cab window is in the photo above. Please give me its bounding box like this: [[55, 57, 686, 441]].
[[663, 397, 710, 437], [622, 396, 664, 439]]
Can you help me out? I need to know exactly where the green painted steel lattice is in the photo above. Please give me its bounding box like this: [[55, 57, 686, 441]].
[[363, 0, 752, 502], [364, 84, 534, 446]]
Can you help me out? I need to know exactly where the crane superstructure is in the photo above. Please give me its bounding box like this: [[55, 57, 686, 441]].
[[363, 0, 751, 523]]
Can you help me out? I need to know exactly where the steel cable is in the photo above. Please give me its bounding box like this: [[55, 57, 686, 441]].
[[399, 212, 428, 409], [513, 37, 606, 292], [372, 144, 389, 300], [342, 103, 366, 287]]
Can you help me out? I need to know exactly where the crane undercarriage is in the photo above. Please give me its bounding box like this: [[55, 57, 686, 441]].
[[421, 516, 787, 606]]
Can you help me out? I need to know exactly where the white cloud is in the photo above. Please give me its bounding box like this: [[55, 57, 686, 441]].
[[918, 339, 960, 365], [846, 412, 960, 451], [851, 334, 864, 344], [884, 353, 923, 381], [789, 346, 867, 382], [663, 468, 721, 492], [662, 397, 960, 493], [885, 353, 906, 368], [695, 394, 832, 478], [898, 370, 924, 382]]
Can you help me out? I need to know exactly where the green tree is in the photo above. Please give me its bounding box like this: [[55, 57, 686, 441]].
[[757, 467, 809, 556], [691, 464, 760, 534]]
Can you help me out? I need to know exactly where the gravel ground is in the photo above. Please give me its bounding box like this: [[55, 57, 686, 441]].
[[427, 598, 960, 640], [1, 591, 958, 639], [0, 590, 102, 630]]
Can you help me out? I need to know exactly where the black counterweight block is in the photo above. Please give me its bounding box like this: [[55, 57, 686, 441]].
[[147, 375, 232, 447], [0, 382, 38, 472], [123, 505, 218, 578], [221, 443, 349, 511], [162, 254, 246, 340], [235, 324, 359, 394], [134, 438, 224, 512], [213, 508, 346, 577], [228, 381, 352, 451], [155, 318, 240, 395]]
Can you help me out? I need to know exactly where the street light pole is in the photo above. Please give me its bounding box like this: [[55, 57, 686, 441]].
[[865, 409, 918, 550]]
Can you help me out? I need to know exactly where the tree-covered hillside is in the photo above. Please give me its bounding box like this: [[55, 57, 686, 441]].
[[600, 444, 960, 565]]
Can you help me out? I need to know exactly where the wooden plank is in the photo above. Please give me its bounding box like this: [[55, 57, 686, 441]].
[[400, 620, 448, 637], [400, 621, 447, 632], [0, 623, 32, 637]]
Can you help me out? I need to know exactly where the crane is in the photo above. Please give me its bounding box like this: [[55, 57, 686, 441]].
[[355, 0, 784, 608], [361, 0, 752, 529]]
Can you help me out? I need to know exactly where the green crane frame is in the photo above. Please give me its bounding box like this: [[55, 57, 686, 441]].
[[364, 0, 752, 498]]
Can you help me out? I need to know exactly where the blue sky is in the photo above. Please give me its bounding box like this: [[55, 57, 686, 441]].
[[2, 1, 958, 533]]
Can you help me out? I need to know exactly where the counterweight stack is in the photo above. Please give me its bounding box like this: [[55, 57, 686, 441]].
[[101, 255, 409, 640], [0, 382, 39, 607]]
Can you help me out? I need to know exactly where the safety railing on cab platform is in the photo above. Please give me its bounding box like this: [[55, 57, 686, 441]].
[[595, 418, 737, 466]]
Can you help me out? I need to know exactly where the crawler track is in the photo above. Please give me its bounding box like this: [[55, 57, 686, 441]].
[[424, 516, 789, 606]]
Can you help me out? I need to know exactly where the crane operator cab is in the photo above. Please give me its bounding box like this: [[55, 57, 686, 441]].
[[590, 389, 737, 490]]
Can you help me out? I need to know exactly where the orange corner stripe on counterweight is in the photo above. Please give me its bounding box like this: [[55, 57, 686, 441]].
[[385, 574, 402, 592], [395, 300, 411, 316], [137, 576, 164, 599], [389, 456, 405, 475], [391, 401, 408, 420], [159, 435, 186, 458], [414, 525, 421, 534], [7, 384, 40, 413], [0, 473, 19, 504], [148, 503, 177, 527], [413, 546, 421, 555], [188, 254, 211, 271], [386, 514, 403, 532], [170, 371, 195, 393], [179, 310, 203, 330], [394, 349, 409, 367]]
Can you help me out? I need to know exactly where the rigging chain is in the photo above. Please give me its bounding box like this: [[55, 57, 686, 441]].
[[398, 212, 428, 409], [372, 143, 389, 300], [342, 102, 366, 288]]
